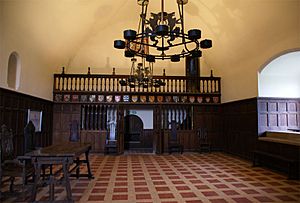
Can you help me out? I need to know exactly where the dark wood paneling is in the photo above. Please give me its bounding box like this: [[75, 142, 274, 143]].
[[52, 103, 222, 154], [222, 97, 300, 162], [258, 98, 300, 135], [80, 130, 106, 153], [162, 130, 203, 153], [222, 98, 258, 160], [52, 104, 80, 144], [143, 129, 154, 149], [193, 105, 222, 150], [256, 140, 300, 177], [256, 98, 300, 176], [160, 105, 222, 153], [0, 87, 53, 155]]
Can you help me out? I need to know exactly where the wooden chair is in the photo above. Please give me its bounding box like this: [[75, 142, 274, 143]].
[[0, 124, 34, 195], [197, 127, 211, 153], [168, 121, 183, 154]]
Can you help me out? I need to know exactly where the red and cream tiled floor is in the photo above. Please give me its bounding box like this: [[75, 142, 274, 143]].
[[2, 152, 300, 202]]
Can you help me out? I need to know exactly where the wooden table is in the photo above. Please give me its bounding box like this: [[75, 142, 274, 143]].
[[24, 142, 93, 202]]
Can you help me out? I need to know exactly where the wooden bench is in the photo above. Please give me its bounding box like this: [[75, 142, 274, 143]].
[[253, 150, 299, 179], [259, 131, 300, 147]]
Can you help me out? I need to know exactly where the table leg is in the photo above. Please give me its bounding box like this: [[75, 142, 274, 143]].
[[76, 157, 80, 179], [50, 164, 53, 175], [85, 150, 94, 179], [63, 161, 72, 201], [49, 175, 55, 201], [31, 162, 41, 202]]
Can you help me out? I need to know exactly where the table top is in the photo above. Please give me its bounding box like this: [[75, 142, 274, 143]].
[[23, 142, 91, 157]]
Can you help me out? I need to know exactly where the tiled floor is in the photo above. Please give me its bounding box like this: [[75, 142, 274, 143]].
[[1, 152, 300, 202]]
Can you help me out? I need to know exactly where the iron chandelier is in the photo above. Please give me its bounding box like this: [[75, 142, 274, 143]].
[[119, 57, 166, 88], [114, 0, 212, 62]]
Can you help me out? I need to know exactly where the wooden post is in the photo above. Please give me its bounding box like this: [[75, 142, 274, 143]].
[[185, 56, 200, 92]]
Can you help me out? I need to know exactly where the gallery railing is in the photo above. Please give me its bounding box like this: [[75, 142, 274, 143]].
[[53, 71, 221, 104], [54, 74, 221, 93]]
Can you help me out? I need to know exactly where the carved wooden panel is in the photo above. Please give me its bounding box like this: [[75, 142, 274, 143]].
[[268, 102, 277, 112], [278, 114, 287, 126], [278, 102, 287, 112], [258, 98, 300, 135], [269, 114, 278, 127], [259, 101, 267, 112], [288, 102, 297, 112], [259, 114, 268, 127], [288, 114, 297, 126]]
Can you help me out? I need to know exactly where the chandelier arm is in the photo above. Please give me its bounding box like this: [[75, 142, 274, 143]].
[[133, 51, 189, 60], [161, 0, 164, 24], [130, 38, 195, 50], [115, 0, 212, 72], [128, 33, 197, 49], [178, 2, 190, 52], [163, 39, 196, 49], [134, 2, 149, 55], [161, 0, 165, 59], [140, 1, 148, 38]]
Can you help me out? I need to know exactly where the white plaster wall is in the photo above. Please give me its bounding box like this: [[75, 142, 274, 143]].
[[205, 0, 300, 102], [0, 0, 299, 102], [258, 51, 300, 98], [0, 1, 57, 100]]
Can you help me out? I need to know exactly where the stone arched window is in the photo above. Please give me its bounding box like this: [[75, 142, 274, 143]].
[[7, 52, 21, 89]]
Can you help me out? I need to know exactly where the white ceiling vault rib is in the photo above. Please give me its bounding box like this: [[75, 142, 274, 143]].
[[0, 0, 299, 102]]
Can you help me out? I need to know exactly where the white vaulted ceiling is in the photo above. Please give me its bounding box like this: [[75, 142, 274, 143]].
[[0, 0, 299, 102]]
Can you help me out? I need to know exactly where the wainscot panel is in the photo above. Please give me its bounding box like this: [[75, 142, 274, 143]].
[[0, 87, 53, 155]]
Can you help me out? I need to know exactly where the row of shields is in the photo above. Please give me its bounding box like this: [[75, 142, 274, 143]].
[[54, 94, 220, 104]]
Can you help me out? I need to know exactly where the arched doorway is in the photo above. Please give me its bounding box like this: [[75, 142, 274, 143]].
[[124, 114, 154, 151], [124, 115, 143, 150]]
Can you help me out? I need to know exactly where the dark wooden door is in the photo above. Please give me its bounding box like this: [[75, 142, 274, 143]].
[[124, 115, 144, 149]]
